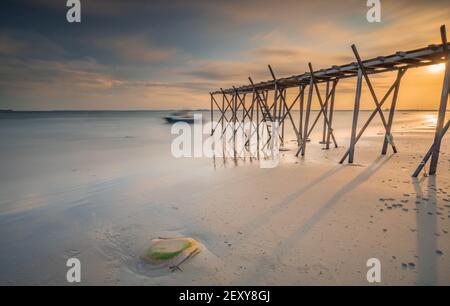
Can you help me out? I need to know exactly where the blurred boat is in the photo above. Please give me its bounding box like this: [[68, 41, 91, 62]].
[[164, 110, 195, 124]]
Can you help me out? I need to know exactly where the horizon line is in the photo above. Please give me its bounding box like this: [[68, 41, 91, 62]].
[[0, 109, 447, 112]]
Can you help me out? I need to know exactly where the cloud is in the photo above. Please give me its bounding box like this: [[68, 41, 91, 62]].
[[1, 0, 449, 110], [0, 32, 65, 57], [251, 47, 306, 59], [90, 35, 177, 63]]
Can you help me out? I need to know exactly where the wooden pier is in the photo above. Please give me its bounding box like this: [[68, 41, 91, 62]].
[[210, 25, 450, 177]]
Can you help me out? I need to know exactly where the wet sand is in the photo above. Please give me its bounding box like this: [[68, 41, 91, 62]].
[[0, 111, 449, 285]]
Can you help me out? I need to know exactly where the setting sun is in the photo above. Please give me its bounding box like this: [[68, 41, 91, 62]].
[[428, 63, 446, 73]]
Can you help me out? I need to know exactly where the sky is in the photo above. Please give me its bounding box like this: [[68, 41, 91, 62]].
[[0, 0, 449, 110]]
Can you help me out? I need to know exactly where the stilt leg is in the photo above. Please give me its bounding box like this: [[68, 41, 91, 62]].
[[429, 57, 450, 175], [326, 79, 338, 149], [382, 68, 405, 154], [296, 79, 313, 157], [347, 69, 363, 164], [321, 81, 330, 144], [299, 85, 305, 145]]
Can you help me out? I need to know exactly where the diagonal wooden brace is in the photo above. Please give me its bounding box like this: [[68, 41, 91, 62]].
[[339, 68, 407, 163], [352, 44, 397, 153]]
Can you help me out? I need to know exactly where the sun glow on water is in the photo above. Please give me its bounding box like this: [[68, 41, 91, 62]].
[[423, 114, 438, 126], [427, 63, 446, 74]]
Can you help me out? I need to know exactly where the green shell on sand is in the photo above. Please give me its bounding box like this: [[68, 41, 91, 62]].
[[142, 237, 200, 268]]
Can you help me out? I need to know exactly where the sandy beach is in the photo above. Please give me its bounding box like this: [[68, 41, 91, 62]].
[[0, 110, 448, 285]]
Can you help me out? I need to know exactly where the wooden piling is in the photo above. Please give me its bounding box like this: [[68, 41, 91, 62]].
[[347, 69, 363, 164], [326, 79, 338, 150], [382, 68, 406, 155], [429, 26, 449, 175]]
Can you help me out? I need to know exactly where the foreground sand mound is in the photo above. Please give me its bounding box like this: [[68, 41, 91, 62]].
[[141, 237, 201, 270]]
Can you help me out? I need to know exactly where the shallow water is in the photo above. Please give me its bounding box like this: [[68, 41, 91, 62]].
[[0, 110, 448, 285]]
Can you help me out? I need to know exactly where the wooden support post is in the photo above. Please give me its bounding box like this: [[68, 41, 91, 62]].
[[412, 119, 450, 177], [326, 79, 338, 149], [299, 85, 305, 144], [306, 81, 337, 142], [304, 63, 339, 148], [221, 92, 225, 134], [242, 93, 245, 124], [281, 88, 286, 145], [277, 90, 282, 124], [248, 77, 274, 123], [338, 69, 406, 163], [232, 92, 237, 129], [278, 88, 302, 142], [348, 69, 363, 164], [272, 85, 278, 121], [247, 91, 254, 149], [351, 44, 397, 153], [321, 81, 330, 144], [245, 90, 258, 149], [248, 77, 276, 149], [413, 25, 449, 177], [429, 25, 450, 175], [267, 65, 298, 145], [232, 92, 237, 159], [232, 87, 246, 136], [242, 93, 247, 149], [296, 78, 314, 157], [220, 88, 234, 135], [268, 65, 278, 122], [382, 68, 406, 154], [210, 93, 225, 136], [256, 89, 260, 159], [210, 92, 214, 136]]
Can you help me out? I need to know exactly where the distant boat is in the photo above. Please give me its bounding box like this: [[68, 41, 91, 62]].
[[164, 110, 195, 124], [0, 109, 13, 113]]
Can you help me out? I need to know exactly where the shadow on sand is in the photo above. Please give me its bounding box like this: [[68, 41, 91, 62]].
[[412, 176, 438, 285], [269, 155, 392, 261], [225, 156, 393, 284]]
